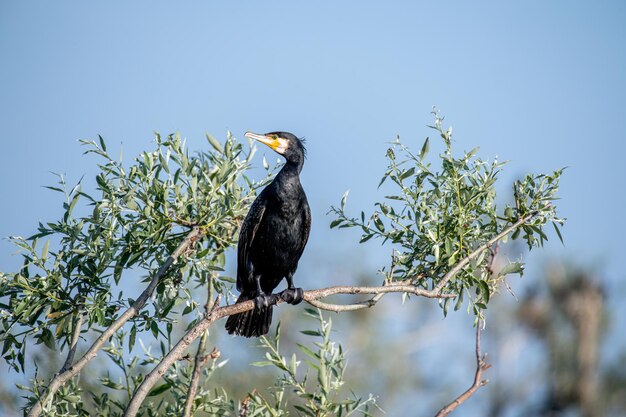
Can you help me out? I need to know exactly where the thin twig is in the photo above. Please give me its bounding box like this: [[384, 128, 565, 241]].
[[59, 311, 84, 374], [307, 297, 379, 312], [486, 244, 500, 277], [182, 276, 216, 417], [27, 226, 204, 417], [239, 394, 252, 417], [306, 281, 411, 312], [435, 318, 491, 417]]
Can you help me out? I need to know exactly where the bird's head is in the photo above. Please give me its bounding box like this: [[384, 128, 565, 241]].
[[244, 131, 306, 165]]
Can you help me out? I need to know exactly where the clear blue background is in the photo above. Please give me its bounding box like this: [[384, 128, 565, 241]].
[[1, 1, 625, 414]]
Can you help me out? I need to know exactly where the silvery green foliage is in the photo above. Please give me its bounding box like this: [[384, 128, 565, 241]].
[[330, 111, 564, 315], [0, 131, 380, 417], [0, 132, 274, 415], [0, 112, 564, 416], [247, 310, 378, 417]]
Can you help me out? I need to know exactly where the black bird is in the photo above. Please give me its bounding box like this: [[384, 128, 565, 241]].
[[225, 131, 311, 337]]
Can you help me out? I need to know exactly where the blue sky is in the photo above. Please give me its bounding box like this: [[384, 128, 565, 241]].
[[1, 1, 625, 412], [2, 1, 624, 283]]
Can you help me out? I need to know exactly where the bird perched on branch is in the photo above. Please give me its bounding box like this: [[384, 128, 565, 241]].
[[225, 131, 311, 337]]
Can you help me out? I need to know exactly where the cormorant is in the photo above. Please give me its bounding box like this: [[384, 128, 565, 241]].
[[225, 131, 311, 337]]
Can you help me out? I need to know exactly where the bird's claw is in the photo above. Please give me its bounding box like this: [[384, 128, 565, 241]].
[[254, 293, 278, 309], [281, 287, 304, 305]]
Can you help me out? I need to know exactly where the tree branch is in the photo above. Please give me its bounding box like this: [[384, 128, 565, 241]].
[[124, 288, 439, 416], [27, 226, 204, 417], [123, 216, 532, 416], [435, 319, 491, 417], [123, 283, 449, 416]]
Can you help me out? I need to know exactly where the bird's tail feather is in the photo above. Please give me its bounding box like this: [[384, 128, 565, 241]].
[[225, 293, 273, 337]]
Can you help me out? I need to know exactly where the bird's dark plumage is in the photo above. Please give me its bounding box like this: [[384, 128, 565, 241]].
[[225, 131, 311, 337]]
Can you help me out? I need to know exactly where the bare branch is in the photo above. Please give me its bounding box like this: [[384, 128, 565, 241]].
[[182, 333, 209, 417], [306, 296, 380, 312], [27, 226, 204, 417], [435, 319, 491, 417], [306, 284, 455, 300], [305, 281, 429, 312]]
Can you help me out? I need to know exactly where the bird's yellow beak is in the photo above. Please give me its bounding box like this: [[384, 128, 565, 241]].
[[245, 131, 287, 154], [245, 131, 278, 150]]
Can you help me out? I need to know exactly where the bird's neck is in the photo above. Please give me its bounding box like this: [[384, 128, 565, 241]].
[[280, 157, 304, 175]]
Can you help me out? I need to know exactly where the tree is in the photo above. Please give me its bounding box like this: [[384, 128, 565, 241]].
[[0, 111, 564, 416]]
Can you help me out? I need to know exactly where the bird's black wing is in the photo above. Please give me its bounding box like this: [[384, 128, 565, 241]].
[[298, 199, 312, 256], [236, 195, 267, 292]]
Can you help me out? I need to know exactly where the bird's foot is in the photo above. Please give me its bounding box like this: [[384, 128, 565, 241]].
[[254, 293, 279, 309], [281, 287, 304, 305]]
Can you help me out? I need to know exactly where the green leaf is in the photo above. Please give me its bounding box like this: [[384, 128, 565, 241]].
[[444, 237, 453, 255], [552, 221, 564, 245], [2, 335, 15, 355], [101, 379, 125, 390], [378, 172, 389, 188], [330, 219, 343, 229], [205, 265, 225, 271], [340, 190, 349, 210], [301, 330, 322, 336], [148, 383, 171, 397], [43, 186, 64, 193], [205, 134, 223, 152], [41, 240, 50, 260], [400, 167, 415, 181], [297, 343, 320, 360], [419, 137, 430, 160], [530, 225, 548, 242], [129, 324, 136, 352], [373, 215, 385, 232], [150, 321, 159, 339], [40, 328, 56, 351], [98, 135, 107, 152], [359, 234, 374, 244], [466, 147, 480, 158], [477, 280, 490, 304], [66, 192, 80, 219], [454, 287, 464, 311], [96, 174, 108, 190], [498, 262, 524, 277], [113, 250, 130, 284]]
